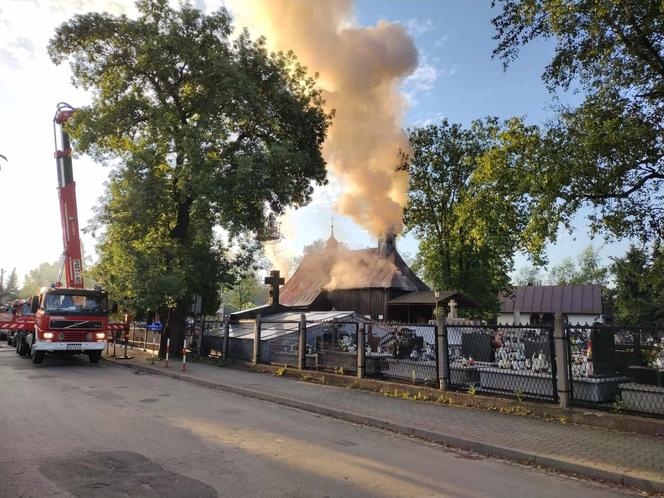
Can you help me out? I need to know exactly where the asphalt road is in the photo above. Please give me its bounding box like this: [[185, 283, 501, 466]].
[[0, 343, 642, 498]]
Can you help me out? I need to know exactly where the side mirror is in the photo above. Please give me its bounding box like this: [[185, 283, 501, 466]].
[[30, 296, 39, 314], [111, 302, 119, 314]]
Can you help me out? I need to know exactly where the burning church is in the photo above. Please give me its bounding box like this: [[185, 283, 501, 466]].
[[279, 231, 427, 320], [233, 230, 471, 323]]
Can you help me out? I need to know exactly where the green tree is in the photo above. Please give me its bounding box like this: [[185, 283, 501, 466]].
[[402, 119, 522, 314], [491, 0, 664, 243], [548, 258, 578, 286], [48, 0, 331, 356], [574, 245, 609, 286], [20, 261, 61, 297], [220, 274, 269, 313], [5, 268, 19, 300], [547, 246, 607, 285], [611, 245, 664, 326], [513, 265, 544, 286]]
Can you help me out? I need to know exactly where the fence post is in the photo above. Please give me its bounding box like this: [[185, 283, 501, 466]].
[[222, 316, 230, 360], [554, 312, 570, 408], [436, 313, 449, 390], [357, 323, 365, 379], [297, 314, 307, 370], [253, 314, 262, 365]]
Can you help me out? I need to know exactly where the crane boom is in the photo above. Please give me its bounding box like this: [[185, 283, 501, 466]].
[[53, 102, 84, 289]]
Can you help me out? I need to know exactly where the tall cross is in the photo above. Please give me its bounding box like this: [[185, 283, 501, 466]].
[[264, 270, 285, 305]]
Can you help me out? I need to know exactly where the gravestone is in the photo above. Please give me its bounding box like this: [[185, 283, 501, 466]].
[[591, 328, 616, 376], [461, 332, 492, 362], [524, 339, 550, 361]]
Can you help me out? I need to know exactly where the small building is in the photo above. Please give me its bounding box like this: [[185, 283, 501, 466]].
[[498, 284, 605, 326], [387, 290, 476, 324]]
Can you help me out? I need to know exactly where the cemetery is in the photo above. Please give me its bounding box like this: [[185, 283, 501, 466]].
[[194, 309, 664, 415], [448, 324, 558, 400], [568, 325, 664, 414]]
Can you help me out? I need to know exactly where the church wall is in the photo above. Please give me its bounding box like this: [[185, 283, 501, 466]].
[[326, 288, 392, 320]]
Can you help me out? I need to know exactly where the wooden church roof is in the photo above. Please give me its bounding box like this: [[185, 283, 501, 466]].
[[280, 235, 429, 308]]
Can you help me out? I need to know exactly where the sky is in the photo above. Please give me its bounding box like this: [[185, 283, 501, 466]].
[[0, 0, 631, 286]]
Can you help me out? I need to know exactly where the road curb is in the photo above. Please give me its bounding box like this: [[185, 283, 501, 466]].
[[106, 358, 664, 494]]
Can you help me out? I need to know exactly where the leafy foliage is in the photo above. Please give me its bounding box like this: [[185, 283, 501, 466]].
[[611, 244, 664, 326], [491, 0, 664, 243], [0, 267, 20, 302], [402, 119, 523, 313], [19, 262, 60, 298], [512, 265, 544, 286], [220, 273, 269, 313], [4, 268, 18, 300], [548, 246, 608, 286], [48, 0, 331, 353]]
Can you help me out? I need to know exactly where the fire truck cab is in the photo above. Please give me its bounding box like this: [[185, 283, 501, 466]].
[[25, 286, 113, 364]]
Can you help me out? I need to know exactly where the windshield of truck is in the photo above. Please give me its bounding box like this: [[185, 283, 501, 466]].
[[44, 293, 105, 314]]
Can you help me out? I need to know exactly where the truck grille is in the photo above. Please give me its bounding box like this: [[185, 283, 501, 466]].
[[53, 331, 97, 342], [49, 320, 103, 330]]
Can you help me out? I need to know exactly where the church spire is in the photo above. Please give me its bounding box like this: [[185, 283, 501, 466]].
[[326, 216, 339, 250]]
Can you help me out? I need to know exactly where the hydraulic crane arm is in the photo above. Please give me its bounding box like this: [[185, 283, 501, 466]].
[[53, 102, 84, 289]]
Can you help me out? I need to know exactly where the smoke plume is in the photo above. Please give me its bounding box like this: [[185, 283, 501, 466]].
[[229, 0, 417, 237]]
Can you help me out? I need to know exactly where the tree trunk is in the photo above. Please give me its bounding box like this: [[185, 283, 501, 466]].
[[159, 300, 187, 359]]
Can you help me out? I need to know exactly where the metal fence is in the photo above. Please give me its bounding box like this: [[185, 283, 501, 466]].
[[364, 322, 438, 386], [126, 324, 161, 352], [447, 324, 558, 402], [313, 321, 358, 374], [567, 324, 664, 417], [260, 319, 359, 373], [260, 319, 301, 367], [189, 314, 664, 418]]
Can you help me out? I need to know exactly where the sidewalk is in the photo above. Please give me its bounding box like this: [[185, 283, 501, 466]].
[[105, 349, 664, 493]]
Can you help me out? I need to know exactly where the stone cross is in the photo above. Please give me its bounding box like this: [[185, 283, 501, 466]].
[[447, 299, 458, 320], [264, 270, 285, 305]]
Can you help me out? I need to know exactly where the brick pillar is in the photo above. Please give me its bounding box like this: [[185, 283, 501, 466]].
[[554, 312, 571, 408], [222, 316, 230, 359], [253, 314, 261, 365], [436, 313, 449, 390], [357, 323, 366, 379], [298, 314, 306, 370]]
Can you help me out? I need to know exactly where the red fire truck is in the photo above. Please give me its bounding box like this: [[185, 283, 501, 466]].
[[13, 103, 128, 364], [0, 300, 33, 349]]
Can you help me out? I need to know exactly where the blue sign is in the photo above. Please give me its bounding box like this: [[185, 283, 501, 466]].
[[146, 321, 163, 332]]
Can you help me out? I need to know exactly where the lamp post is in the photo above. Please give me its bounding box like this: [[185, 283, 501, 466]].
[[434, 290, 440, 319]]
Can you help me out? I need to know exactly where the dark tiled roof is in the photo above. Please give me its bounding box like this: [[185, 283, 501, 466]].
[[500, 285, 603, 314], [280, 243, 429, 307]]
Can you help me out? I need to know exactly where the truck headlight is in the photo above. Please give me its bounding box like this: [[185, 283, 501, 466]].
[[95, 332, 106, 339], [43, 332, 53, 339]]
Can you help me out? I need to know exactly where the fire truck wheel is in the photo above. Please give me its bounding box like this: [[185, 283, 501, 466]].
[[89, 351, 102, 364], [17, 338, 28, 357], [32, 351, 45, 364]]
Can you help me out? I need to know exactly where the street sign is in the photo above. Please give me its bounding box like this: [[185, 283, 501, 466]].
[[146, 321, 163, 332]]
